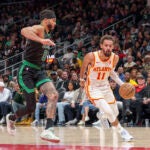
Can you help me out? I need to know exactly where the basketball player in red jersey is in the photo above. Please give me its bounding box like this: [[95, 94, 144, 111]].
[[80, 35, 133, 142]]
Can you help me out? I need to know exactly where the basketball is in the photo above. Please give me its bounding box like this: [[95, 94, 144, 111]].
[[119, 83, 135, 99]]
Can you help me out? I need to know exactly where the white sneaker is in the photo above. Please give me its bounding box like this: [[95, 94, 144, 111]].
[[40, 127, 60, 143], [77, 120, 85, 125], [31, 120, 39, 126], [92, 120, 101, 126], [0, 117, 5, 124], [6, 114, 16, 135], [85, 116, 90, 122], [119, 128, 133, 142], [65, 118, 77, 125]]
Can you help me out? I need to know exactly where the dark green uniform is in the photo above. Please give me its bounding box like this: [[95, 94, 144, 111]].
[[16, 33, 51, 117]]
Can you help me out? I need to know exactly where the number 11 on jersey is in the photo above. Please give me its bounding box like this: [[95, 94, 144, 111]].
[[97, 72, 106, 80]]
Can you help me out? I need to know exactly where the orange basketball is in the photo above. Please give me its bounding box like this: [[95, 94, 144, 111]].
[[119, 83, 135, 99]]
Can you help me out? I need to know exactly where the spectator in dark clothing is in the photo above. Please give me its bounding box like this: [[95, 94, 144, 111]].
[[50, 71, 63, 90], [70, 72, 80, 90], [130, 74, 146, 126], [142, 76, 150, 119], [12, 82, 25, 122], [60, 71, 70, 91]]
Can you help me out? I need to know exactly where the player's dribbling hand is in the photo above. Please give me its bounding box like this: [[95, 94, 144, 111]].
[[40, 39, 55, 46]]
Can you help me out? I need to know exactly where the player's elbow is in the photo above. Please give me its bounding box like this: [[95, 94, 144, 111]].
[[21, 28, 26, 36]]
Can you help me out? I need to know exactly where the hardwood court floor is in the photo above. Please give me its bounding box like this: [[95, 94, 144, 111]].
[[0, 125, 150, 150]]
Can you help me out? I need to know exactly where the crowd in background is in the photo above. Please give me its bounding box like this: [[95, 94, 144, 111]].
[[0, 0, 147, 62], [0, 0, 150, 127]]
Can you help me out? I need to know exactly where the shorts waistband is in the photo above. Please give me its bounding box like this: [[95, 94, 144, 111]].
[[23, 60, 41, 70]]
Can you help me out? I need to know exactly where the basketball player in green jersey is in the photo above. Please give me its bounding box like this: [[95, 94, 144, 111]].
[[6, 9, 60, 143]]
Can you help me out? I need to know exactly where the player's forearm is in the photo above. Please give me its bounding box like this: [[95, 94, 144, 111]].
[[80, 52, 93, 80], [80, 64, 86, 80], [21, 28, 42, 43], [110, 70, 124, 86]]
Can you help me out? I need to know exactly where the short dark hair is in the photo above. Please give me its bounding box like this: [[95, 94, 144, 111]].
[[40, 9, 56, 21], [100, 35, 115, 44]]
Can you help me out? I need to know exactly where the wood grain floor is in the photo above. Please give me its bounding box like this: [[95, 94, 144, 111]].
[[0, 125, 150, 149]]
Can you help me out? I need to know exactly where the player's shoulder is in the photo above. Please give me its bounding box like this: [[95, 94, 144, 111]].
[[112, 52, 119, 66], [112, 52, 119, 59], [32, 24, 44, 31], [86, 52, 95, 58]]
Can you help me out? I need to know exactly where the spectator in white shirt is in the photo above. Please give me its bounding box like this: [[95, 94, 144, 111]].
[[0, 81, 12, 124], [124, 55, 136, 71], [56, 81, 76, 125]]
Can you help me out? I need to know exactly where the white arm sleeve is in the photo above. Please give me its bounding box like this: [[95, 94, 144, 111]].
[[110, 70, 124, 86]]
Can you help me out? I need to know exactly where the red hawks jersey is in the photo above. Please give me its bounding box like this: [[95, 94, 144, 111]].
[[86, 51, 116, 87]]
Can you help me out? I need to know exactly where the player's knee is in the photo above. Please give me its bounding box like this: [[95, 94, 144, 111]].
[[104, 109, 113, 118], [114, 110, 119, 117], [100, 106, 116, 122], [106, 109, 118, 123]]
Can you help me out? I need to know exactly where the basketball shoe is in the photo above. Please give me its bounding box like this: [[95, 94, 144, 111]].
[[31, 120, 39, 126], [40, 127, 60, 143], [6, 114, 16, 135], [119, 128, 133, 142], [92, 120, 101, 126], [96, 112, 110, 128]]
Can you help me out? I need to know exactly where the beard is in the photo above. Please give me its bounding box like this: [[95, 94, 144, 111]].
[[103, 50, 111, 57], [47, 23, 53, 31]]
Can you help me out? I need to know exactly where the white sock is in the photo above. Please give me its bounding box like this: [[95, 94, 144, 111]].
[[115, 123, 124, 132]]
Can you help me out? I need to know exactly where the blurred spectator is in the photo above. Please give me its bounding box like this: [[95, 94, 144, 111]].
[[70, 50, 82, 70], [65, 82, 87, 125], [143, 55, 150, 74], [50, 71, 63, 90], [0, 81, 12, 124], [56, 81, 76, 125], [60, 71, 70, 90], [77, 100, 98, 126], [130, 74, 146, 126], [117, 66, 125, 82], [130, 68, 138, 84], [62, 48, 74, 64], [124, 71, 138, 86], [142, 76, 150, 119], [124, 55, 136, 71], [70, 72, 80, 90], [12, 82, 25, 123], [31, 93, 48, 126]]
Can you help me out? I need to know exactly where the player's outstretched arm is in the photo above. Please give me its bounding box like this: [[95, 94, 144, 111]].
[[110, 70, 124, 86], [21, 25, 55, 46], [21, 25, 43, 43], [110, 54, 124, 86]]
